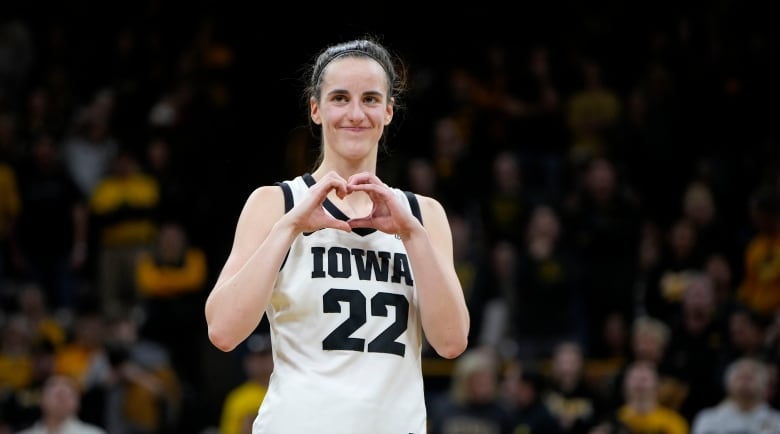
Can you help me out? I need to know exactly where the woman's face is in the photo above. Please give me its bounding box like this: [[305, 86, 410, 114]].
[[310, 57, 393, 163]]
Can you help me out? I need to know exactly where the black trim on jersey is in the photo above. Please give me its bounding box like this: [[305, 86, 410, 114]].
[[303, 172, 317, 187], [404, 191, 423, 225], [275, 182, 294, 268], [275, 181, 294, 213]]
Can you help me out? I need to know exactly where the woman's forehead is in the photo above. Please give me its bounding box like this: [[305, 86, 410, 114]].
[[321, 57, 387, 89]]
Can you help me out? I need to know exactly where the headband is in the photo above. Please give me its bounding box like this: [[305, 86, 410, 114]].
[[314, 48, 389, 84]]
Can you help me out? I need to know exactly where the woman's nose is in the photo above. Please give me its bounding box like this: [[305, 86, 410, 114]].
[[346, 100, 364, 120]]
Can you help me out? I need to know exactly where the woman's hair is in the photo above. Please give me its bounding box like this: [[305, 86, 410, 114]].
[[303, 36, 408, 167]]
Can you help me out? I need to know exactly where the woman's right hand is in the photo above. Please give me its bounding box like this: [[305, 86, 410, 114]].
[[286, 170, 352, 234]]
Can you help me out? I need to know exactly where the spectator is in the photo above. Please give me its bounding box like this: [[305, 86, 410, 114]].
[[134, 220, 206, 386], [480, 150, 533, 246], [469, 239, 519, 355], [0, 313, 33, 394], [504, 44, 569, 202], [565, 57, 621, 165], [544, 341, 604, 434], [2, 288, 60, 431], [702, 253, 739, 323], [428, 347, 513, 434], [501, 359, 563, 434], [11, 131, 88, 310], [62, 99, 119, 199], [52, 305, 111, 400], [736, 188, 780, 318], [219, 334, 273, 434], [15, 375, 106, 434], [644, 218, 706, 324], [561, 156, 642, 353], [510, 203, 584, 361], [15, 283, 67, 350], [403, 156, 439, 199], [89, 147, 160, 316], [605, 315, 684, 411], [615, 361, 688, 434], [584, 311, 630, 400], [679, 181, 733, 262], [0, 338, 57, 431], [443, 209, 483, 358], [100, 312, 182, 434], [691, 357, 780, 434], [428, 115, 480, 211], [718, 305, 773, 374], [143, 135, 197, 228], [663, 272, 726, 421]]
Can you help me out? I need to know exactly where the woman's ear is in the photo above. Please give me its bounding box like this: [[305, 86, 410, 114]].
[[310, 97, 321, 125], [384, 98, 394, 125]]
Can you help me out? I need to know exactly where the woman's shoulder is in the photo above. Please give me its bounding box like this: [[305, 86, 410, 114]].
[[239, 183, 287, 218], [248, 184, 285, 201], [413, 193, 447, 220]]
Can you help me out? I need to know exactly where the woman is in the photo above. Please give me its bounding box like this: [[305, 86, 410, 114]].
[[205, 37, 470, 433]]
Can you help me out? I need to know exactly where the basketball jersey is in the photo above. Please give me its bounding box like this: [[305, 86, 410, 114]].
[[252, 173, 427, 434]]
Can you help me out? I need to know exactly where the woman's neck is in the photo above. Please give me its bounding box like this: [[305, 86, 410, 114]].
[[311, 158, 376, 181]]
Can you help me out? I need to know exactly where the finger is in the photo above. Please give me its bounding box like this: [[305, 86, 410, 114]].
[[323, 172, 349, 198], [323, 219, 353, 232], [346, 182, 386, 196], [347, 172, 382, 186], [309, 177, 348, 203], [347, 216, 373, 229]]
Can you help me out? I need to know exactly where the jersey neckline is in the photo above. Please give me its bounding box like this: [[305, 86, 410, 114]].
[[303, 173, 376, 237]]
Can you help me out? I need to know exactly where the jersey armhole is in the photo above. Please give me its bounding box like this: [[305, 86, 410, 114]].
[[404, 191, 423, 225]]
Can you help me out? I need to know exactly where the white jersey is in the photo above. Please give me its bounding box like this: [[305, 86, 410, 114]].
[[253, 174, 427, 434], [692, 401, 780, 434]]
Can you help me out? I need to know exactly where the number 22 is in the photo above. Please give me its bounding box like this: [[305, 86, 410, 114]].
[[322, 288, 409, 357]]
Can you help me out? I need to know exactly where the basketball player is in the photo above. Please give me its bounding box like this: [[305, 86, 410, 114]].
[[204, 37, 470, 434]]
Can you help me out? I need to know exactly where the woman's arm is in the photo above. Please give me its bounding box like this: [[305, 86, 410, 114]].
[[204, 185, 291, 352], [205, 172, 353, 352], [408, 195, 470, 359], [346, 172, 469, 359]]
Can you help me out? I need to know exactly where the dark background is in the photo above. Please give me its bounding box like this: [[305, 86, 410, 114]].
[[2, 0, 780, 431]]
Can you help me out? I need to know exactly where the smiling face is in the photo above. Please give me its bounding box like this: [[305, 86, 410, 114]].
[[310, 56, 393, 165]]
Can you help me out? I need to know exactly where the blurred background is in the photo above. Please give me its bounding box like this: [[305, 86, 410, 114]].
[[1, 1, 780, 433]]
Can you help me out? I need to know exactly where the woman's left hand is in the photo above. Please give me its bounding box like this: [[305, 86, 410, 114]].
[[346, 172, 418, 238]]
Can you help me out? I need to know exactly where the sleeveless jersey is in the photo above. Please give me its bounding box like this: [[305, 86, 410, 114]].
[[252, 173, 427, 434]]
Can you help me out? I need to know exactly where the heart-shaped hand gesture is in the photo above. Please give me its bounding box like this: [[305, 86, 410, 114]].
[[346, 172, 417, 237], [288, 171, 353, 234]]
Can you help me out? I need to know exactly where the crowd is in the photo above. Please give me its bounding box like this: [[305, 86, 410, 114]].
[[1, 2, 779, 433]]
